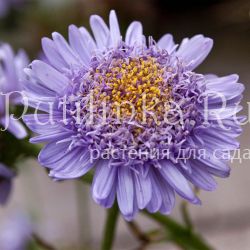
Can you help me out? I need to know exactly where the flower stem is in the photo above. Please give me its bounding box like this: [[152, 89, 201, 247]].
[[32, 233, 56, 250], [144, 211, 213, 250], [181, 201, 193, 230], [126, 221, 150, 243], [101, 202, 119, 250]]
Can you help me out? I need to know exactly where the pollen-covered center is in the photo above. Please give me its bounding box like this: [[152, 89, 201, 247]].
[[90, 56, 171, 124], [65, 45, 205, 162]]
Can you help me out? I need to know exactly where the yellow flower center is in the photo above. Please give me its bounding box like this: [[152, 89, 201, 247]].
[[91, 56, 171, 125]]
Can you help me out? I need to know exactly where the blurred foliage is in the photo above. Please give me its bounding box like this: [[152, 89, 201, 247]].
[[0, 128, 39, 168], [0, 105, 39, 168], [155, 0, 224, 10], [0, 0, 249, 58]]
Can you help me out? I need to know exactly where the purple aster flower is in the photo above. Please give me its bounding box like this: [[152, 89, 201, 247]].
[[23, 10, 244, 220], [0, 163, 15, 205], [0, 44, 28, 205], [0, 212, 32, 250], [0, 43, 28, 139]]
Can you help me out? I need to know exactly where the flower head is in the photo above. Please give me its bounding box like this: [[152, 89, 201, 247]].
[[0, 43, 28, 139], [24, 10, 244, 220]]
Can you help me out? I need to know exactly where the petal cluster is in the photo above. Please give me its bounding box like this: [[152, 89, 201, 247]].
[[0, 43, 28, 139]]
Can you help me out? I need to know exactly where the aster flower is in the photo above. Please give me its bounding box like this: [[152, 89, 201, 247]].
[[23, 10, 244, 220], [0, 43, 28, 205], [0, 43, 28, 139]]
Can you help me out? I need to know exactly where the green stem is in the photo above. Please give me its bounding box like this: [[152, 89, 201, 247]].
[[126, 221, 150, 243], [32, 233, 56, 250], [101, 202, 120, 250], [181, 201, 193, 230], [144, 212, 213, 250], [75, 181, 91, 248]]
